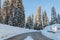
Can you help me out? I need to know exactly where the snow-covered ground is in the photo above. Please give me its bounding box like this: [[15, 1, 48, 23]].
[[0, 23, 60, 40], [24, 36, 34, 40], [42, 24, 60, 40], [0, 24, 36, 40]]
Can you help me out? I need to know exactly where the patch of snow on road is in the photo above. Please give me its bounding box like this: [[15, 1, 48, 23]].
[[42, 24, 60, 40], [24, 36, 34, 40], [0, 24, 36, 40]]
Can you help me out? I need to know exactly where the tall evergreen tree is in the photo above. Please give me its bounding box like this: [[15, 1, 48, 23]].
[[0, 0, 1, 15], [31, 14, 34, 29], [34, 5, 42, 30], [42, 11, 49, 28], [57, 14, 60, 23], [8, 0, 16, 26], [51, 6, 57, 24], [8, 0, 25, 27], [26, 16, 33, 29], [2, 0, 10, 24], [15, 0, 25, 27], [34, 16, 40, 30]]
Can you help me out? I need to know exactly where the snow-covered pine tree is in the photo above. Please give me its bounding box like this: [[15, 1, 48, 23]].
[[34, 5, 42, 30], [15, 0, 25, 27], [26, 16, 33, 29], [42, 11, 49, 28], [42, 11, 44, 29], [8, 0, 16, 26], [0, 1, 1, 15], [2, 0, 10, 24], [51, 6, 57, 24], [36, 5, 42, 29], [0, 8, 3, 23], [34, 16, 39, 30], [57, 14, 60, 24], [31, 14, 34, 29], [8, 0, 25, 27]]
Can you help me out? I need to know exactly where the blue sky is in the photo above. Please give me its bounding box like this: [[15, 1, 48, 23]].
[[1, 0, 60, 21]]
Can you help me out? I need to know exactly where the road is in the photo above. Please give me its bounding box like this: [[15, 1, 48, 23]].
[[7, 32, 52, 40]]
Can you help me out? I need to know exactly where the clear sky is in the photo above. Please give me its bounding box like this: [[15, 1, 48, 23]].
[[1, 0, 60, 21]]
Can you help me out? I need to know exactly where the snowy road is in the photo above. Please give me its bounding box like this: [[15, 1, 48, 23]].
[[7, 32, 52, 40]]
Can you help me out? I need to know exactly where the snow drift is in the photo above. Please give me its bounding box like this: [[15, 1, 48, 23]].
[[0, 24, 36, 40], [42, 24, 60, 40]]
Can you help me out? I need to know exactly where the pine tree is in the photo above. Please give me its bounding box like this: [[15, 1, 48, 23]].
[[15, 0, 25, 27], [31, 14, 34, 29], [51, 6, 57, 24], [26, 16, 33, 29], [42, 11, 49, 28], [0, 1, 2, 23], [34, 16, 39, 30], [35, 5, 42, 30], [2, 0, 10, 24], [0, 8, 4, 23], [8, 0, 16, 26], [42, 11, 44, 29], [57, 14, 60, 23], [8, 0, 25, 27]]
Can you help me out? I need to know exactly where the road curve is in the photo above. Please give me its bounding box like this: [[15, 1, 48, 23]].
[[7, 32, 52, 40]]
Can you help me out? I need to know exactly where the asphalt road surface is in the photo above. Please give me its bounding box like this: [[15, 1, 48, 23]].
[[7, 32, 52, 40]]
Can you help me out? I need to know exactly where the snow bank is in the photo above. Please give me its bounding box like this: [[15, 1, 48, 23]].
[[24, 36, 34, 40], [42, 24, 60, 40], [0, 24, 36, 40]]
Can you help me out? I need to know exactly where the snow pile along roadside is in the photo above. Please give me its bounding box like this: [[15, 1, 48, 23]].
[[42, 24, 60, 40], [0, 24, 36, 40]]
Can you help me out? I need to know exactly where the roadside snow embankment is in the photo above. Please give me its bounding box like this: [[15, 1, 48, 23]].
[[42, 24, 60, 40], [0, 24, 36, 40]]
